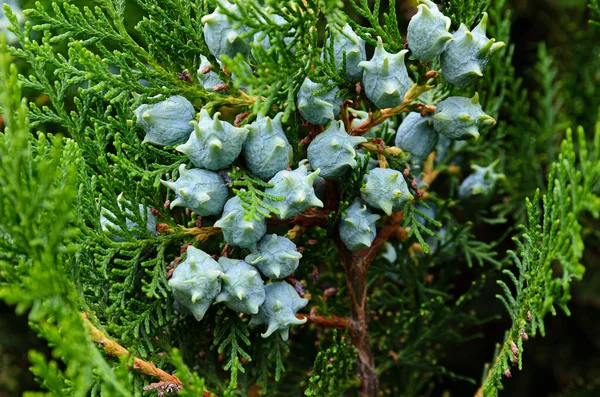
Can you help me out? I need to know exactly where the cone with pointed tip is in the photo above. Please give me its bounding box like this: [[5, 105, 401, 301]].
[[214, 194, 267, 250], [432, 94, 495, 141], [395, 112, 439, 160], [244, 113, 293, 180], [215, 258, 265, 314], [407, 0, 453, 62], [176, 109, 249, 171], [168, 246, 223, 321], [296, 78, 342, 125], [245, 234, 302, 279], [339, 198, 381, 251], [100, 193, 158, 242], [264, 165, 324, 220], [250, 282, 308, 341], [458, 160, 505, 200], [201, 1, 250, 60], [307, 120, 367, 179], [134, 95, 195, 146], [360, 168, 413, 216], [323, 23, 366, 82], [197, 55, 224, 91], [440, 13, 505, 87], [359, 37, 411, 109], [161, 164, 228, 216]]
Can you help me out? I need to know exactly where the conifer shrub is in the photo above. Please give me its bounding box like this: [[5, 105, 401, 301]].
[[0, 1, 599, 396]]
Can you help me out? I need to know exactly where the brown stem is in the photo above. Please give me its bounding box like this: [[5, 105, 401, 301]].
[[296, 313, 350, 329], [350, 83, 434, 136], [83, 313, 216, 397], [267, 208, 330, 227], [333, 213, 405, 397]]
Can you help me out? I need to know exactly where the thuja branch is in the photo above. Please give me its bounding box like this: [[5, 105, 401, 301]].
[[84, 314, 178, 391], [84, 313, 217, 396], [334, 211, 405, 397], [296, 313, 351, 329], [350, 79, 437, 136]]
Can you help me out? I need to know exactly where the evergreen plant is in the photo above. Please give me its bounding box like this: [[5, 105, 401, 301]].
[[1, 1, 599, 396]]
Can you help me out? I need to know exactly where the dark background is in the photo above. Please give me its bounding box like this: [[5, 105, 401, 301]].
[[1, 0, 599, 396]]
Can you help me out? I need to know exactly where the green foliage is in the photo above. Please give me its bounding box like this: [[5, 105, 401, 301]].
[[481, 125, 600, 396], [304, 331, 358, 396], [2, 0, 600, 396], [228, 168, 284, 221], [348, 0, 403, 52], [0, 35, 132, 396], [441, 0, 490, 29], [591, 0, 600, 26], [213, 312, 252, 393]]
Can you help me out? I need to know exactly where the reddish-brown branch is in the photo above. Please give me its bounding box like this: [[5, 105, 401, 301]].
[[296, 313, 351, 329], [83, 314, 215, 397], [334, 211, 405, 397], [350, 83, 434, 136], [267, 208, 330, 227]]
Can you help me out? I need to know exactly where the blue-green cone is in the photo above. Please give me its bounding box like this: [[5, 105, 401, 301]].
[[307, 120, 367, 179], [297, 78, 342, 125], [433, 93, 496, 141], [264, 165, 324, 220], [324, 23, 366, 82], [407, 0, 453, 62], [250, 282, 308, 340], [134, 95, 195, 146], [440, 13, 505, 87], [214, 194, 267, 251], [458, 161, 505, 200], [215, 258, 265, 314], [339, 198, 381, 251], [161, 164, 229, 216], [245, 234, 303, 279], [201, 1, 251, 60], [360, 167, 414, 216], [244, 113, 292, 180], [359, 37, 411, 109], [168, 246, 223, 321], [395, 112, 439, 160], [197, 55, 224, 91], [176, 109, 249, 171]]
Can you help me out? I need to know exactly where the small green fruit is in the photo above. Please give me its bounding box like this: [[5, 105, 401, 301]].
[[407, 0, 453, 62], [161, 164, 229, 216], [297, 78, 342, 125], [307, 120, 367, 179], [433, 93, 496, 141], [264, 165, 324, 220], [359, 37, 410, 109], [339, 198, 381, 251], [440, 13, 505, 87], [177, 109, 249, 171], [168, 246, 223, 321], [360, 167, 414, 216], [134, 96, 195, 146], [250, 282, 308, 340], [215, 258, 266, 314], [214, 194, 267, 251], [245, 234, 303, 279]]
